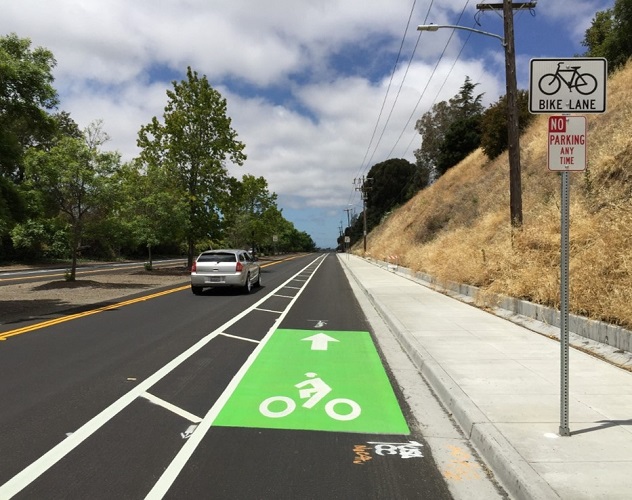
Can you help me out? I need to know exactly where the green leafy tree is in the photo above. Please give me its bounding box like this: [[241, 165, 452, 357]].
[[280, 226, 316, 252], [0, 33, 58, 181], [107, 161, 188, 266], [0, 34, 59, 258], [365, 158, 424, 231], [23, 121, 120, 279], [414, 100, 452, 180], [582, 0, 632, 72], [10, 218, 68, 260], [223, 174, 281, 251], [434, 78, 484, 176], [480, 90, 533, 160], [138, 67, 246, 268], [435, 116, 482, 175], [414, 77, 484, 179], [0, 176, 28, 259]]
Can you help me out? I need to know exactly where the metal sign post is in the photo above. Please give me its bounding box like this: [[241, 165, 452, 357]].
[[547, 115, 585, 437], [559, 171, 571, 436], [547, 115, 587, 435]]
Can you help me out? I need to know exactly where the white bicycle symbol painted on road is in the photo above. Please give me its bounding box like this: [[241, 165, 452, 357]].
[[259, 372, 361, 421]]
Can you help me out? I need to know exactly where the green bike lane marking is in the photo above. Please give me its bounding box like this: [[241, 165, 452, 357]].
[[213, 329, 409, 434]]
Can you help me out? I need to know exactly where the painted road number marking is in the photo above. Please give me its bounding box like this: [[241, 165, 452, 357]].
[[213, 329, 409, 434]]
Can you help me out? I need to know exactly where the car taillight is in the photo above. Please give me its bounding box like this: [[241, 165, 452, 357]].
[[236, 261, 243, 272], [191, 262, 196, 273]]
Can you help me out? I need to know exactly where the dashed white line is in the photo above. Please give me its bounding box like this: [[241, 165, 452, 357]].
[[219, 332, 261, 344], [141, 393, 202, 423]]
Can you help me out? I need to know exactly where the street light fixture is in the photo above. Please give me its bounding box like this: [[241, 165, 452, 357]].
[[417, 24, 506, 46], [417, 20, 523, 227]]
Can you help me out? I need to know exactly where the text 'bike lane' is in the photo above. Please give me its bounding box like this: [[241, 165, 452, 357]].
[[213, 328, 424, 463]]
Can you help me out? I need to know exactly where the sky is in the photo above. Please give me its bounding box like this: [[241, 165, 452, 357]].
[[1, 0, 614, 248]]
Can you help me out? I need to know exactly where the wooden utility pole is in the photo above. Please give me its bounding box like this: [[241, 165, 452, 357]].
[[477, 1, 535, 228], [354, 177, 371, 253]]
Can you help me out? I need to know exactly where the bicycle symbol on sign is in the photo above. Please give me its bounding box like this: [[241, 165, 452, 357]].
[[259, 372, 361, 421], [538, 62, 598, 96]]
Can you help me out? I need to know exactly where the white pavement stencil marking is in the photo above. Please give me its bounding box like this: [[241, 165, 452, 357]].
[[0, 256, 327, 499], [180, 425, 198, 440], [301, 333, 339, 351]]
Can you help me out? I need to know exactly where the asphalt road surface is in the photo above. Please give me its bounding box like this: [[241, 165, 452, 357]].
[[0, 253, 454, 499]]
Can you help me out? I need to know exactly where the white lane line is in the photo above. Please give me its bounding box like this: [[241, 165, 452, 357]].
[[284, 286, 301, 290], [218, 332, 260, 344], [141, 393, 202, 424], [273, 294, 295, 299], [144, 254, 328, 500], [0, 255, 326, 499], [254, 308, 283, 314]]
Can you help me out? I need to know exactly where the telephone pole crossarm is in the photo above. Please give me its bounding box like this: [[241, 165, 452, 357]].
[[476, 2, 537, 10]]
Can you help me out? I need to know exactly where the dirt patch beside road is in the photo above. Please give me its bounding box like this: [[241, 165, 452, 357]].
[[0, 267, 190, 326]]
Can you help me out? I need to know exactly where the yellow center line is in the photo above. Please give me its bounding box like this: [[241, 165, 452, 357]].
[[0, 254, 307, 342]]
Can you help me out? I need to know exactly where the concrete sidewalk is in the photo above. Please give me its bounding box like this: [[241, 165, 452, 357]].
[[339, 254, 632, 500]]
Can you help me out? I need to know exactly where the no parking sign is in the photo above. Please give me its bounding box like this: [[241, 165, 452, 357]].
[[548, 116, 586, 172]]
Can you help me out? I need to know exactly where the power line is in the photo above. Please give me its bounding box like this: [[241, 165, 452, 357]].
[[352, 0, 420, 183]]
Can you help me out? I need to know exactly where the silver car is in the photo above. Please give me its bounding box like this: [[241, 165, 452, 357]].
[[190, 249, 261, 295]]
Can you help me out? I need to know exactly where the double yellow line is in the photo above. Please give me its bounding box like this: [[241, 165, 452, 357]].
[[0, 254, 306, 342]]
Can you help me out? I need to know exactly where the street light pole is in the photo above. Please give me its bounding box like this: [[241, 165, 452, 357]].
[[418, 1, 534, 227]]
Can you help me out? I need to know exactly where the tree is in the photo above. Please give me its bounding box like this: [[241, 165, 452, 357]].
[[365, 158, 424, 231], [582, 0, 632, 72], [0, 176, 27, 259], [138, 67, 246, 268], [108, 161, 188, 267], [223, 174, 281, 251], [435, 77, 484, 176], [414, 77, 484, 179], [435, 115, 482, 175], [414, 100, 453, 180], [480, 90, 533, 160], [0, 33, 58, 181], [23, 121, 120, 279]]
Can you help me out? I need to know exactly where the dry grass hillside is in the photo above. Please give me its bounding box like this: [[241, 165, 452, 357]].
[[361, 60, 632, 329]]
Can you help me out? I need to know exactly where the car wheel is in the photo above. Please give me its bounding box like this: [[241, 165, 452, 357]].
[[191, 285, 203, 295], [255, 271, 261, 287], [243, 274, 252, 294]]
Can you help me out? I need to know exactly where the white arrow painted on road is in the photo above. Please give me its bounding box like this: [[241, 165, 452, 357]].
[[302, 333, 339, 351]]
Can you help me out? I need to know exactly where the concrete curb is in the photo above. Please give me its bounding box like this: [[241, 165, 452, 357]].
[[368, 258, 632, 370], [340, 256, 559, 500]]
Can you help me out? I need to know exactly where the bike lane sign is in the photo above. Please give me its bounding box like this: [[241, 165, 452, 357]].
[[213, 329, 410, 435], [529, 58, 607, 114]]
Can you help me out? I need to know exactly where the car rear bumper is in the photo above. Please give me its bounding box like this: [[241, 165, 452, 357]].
[[191, 273, 246, 287]]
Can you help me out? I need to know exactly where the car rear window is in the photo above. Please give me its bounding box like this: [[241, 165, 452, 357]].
[[197, 252, 237, 263]]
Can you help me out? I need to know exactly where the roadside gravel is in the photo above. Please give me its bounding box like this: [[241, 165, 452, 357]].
[[0, 266, 190, 326]]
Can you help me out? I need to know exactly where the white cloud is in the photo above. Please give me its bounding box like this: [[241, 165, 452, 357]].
[[1, 0, 606, 246]]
